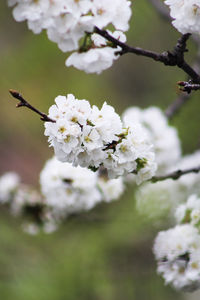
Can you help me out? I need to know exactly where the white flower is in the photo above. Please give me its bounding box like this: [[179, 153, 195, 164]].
[[82, 126, 103, 151], [9, 184, 58, 235], [175, 194, 200, 225], [47, 13, 93, 52], [91, 0, 132, 31], [154, 224, 200, 261], [122, 106, 181, 175], [153, 224, 200, 291], [8, 0, 132, 73], [104, 123, 156, 181], [45, 94, 156, 182], [165, 0, 200, 35], [0, 172, 20, 203], [91, 33, 107, 47], [40, 156, 101, 217], [12, 0, 48, 21], [66, 30, 126, 74], [90, 102, 123, 143], [97, 168, 125, 202], [66, 47, 119, 74]]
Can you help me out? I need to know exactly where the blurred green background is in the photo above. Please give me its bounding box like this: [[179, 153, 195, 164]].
[[0, 1, 199, 299]]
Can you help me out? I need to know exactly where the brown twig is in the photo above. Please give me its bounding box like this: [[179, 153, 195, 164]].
[[151, 165, 200, 183], [94, 27, 200, 83], [9, 89, 56, 123]]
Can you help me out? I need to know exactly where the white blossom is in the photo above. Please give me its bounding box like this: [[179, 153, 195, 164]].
[[66, 47, 119, 74], [10, 184, 57, 234], [91, 0, 131, 31], [40, 157, 125, 220], [175, 194, 200, 226], [97, 169, 125, 202], [8, 0, 132, 73], [40, 156, 102, 217], [66, 31, 126, 74], [165, 0, 200, 35], [153, 224, 200, 291], [44, 94, 157, 182], [47, 14, 93, 52], [122, 106, 181, 175]]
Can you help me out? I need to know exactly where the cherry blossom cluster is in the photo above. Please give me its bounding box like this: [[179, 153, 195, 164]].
[[11, 184, 58, 235], [175, 194, 200, 226], [164, 0, 200, 35], [8, 0, 132, 73], [154, 223, 200, 292], [149, 151, 200, 291], [0, 172, 58, 234], [0, 157, 125, 234], [66, 30, 127, 74], [122, 106, 181, 175], [40, 156, 125, 219], [153, 194, 200, 292], [44, 94, 157, 183], [40, 156, 102, 215]]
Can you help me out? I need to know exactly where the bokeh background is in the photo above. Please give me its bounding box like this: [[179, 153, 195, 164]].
[[0, 1, 200, 299]]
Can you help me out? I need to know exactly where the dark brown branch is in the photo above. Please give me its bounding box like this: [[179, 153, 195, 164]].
[[179, 60, 200, 82], [9, 89, 56, 123], [94, 27, 200, 83], [151, 165, 200, 183], [94, 26, 165, 60]]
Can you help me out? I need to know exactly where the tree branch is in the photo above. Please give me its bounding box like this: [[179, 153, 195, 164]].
[[94, 27, 200, 83], [151, 166, 200, 183], [9, 89, 56, 123]]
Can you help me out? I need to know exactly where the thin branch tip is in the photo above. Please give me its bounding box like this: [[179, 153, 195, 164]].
[[8, 89, 56, 123], [9, 89, 21, 99], [151, 165, 200, 183], [9, 88, 18, 95], [95, 28, 200, 82]]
